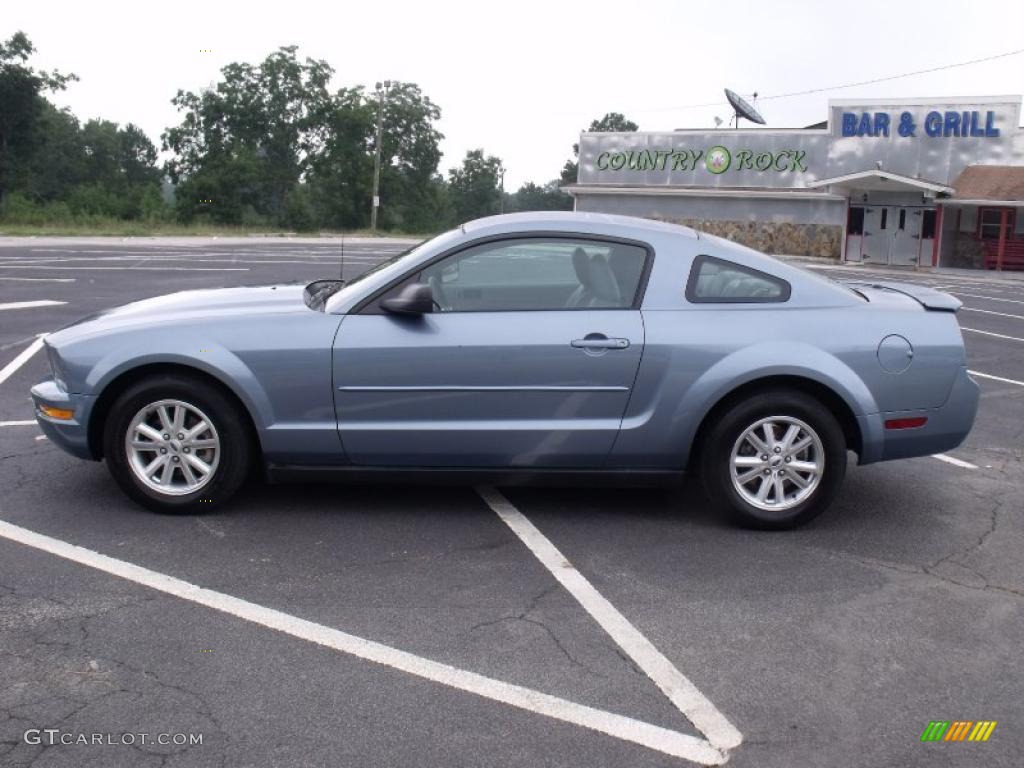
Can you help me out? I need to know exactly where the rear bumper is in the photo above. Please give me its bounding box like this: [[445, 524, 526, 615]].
[[30, 378, 98, 460], [861, 366, 980, 464]]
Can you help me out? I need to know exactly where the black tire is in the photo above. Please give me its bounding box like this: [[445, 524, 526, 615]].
[[102, 374, 253, 514], [699, 389, 847, 530]]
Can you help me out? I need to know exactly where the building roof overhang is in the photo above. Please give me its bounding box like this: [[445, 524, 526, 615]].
[[805, 169, 954, 195], [949, 165, 1024, 202], [561, 185, 844, 201]]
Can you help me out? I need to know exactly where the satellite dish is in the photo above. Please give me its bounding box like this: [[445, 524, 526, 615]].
[[725, 88, 766, 127]]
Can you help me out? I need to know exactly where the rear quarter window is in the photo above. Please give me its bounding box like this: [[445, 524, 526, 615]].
[[685, 255, 791, 303]]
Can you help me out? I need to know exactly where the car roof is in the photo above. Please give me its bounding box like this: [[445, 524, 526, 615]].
[[461, 211, 699, 240]]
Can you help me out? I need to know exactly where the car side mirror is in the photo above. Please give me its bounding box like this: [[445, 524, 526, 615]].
[[381, 283, 434, 315]]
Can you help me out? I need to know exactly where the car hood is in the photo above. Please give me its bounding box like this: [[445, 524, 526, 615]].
[[49, 284, 309, 344]]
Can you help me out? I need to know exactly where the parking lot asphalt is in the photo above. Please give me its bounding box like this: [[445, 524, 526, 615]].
[[0, 238, 1021, 767]]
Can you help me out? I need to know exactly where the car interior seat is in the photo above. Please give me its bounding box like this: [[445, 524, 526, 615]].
[[565, 248, 622, 308]]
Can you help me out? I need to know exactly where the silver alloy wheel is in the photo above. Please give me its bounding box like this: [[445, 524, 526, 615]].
[[125, 399, 220, 496], [729, 415, 824, 512]]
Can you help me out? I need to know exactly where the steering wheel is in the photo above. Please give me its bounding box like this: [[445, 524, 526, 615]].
[[428, 275, 451, 311]]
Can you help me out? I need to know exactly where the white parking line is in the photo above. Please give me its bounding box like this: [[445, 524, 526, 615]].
[[961, 327, 1024, 342], [952, 292, 1024, 306], [0, 420, 38, 427], [0, 277, 76, 283], [0, 337, 46, 386], [960, 307, 1024, 321], [0, 300, 66, 311], [969, 370, 1024, 387], [0, 265, 249, 272], [477, 486, 742, 755], [0, 517, 726, 765], [931, 453, 979, 469]]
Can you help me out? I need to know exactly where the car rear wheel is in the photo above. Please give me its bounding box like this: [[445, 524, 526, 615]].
[[103, 375, 252, 514], [700, 390, 847, 529]]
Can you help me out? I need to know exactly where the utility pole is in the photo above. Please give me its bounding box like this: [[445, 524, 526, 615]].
[[370, 80, 391, 232], [498, 168, 506, 214]]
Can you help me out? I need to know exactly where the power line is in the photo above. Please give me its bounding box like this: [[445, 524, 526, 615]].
[[630, 47, 1024, 114], [760, 47, 1024, 102]]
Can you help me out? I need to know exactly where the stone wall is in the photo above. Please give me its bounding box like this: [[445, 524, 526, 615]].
[[651, 217, 843, 259], [946, 232, 986, 269]]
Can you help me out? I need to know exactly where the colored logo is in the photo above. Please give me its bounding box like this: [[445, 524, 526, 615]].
[[704, 145, 731, 174], [921, 721, 997, 742]]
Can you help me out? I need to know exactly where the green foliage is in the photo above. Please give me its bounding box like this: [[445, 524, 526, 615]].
[[283, 184, 316, 231], [0, 32, 78, 204], [560, 112, 639, 185], [1, 34, 592, 234], [163, 45, 335, 226], [448, 149, 504, 222], [306, 82, 445, 231], [0, 31, 167, 227], [506, 180, 573, 213]]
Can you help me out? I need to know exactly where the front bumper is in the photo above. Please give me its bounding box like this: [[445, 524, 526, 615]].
[[30, 378, 98, 460], [862, 366, 980, 464]]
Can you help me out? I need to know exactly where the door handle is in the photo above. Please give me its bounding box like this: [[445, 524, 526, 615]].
[[571, 337, 630, 350]]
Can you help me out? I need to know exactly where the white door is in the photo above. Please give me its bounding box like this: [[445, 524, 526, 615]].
[[861, 207, 889, 264], [890, 207, 920, 266], [862, 207, 921, 266]]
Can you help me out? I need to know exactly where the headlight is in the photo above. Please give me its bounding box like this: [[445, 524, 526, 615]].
[[45, 342, 67, 391]]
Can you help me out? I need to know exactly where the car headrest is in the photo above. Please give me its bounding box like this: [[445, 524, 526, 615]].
[[588, 253, 621, 303], [572, 247, 591, 288]]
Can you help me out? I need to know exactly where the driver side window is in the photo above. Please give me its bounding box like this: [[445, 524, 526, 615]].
[[418, 237, 647, 312]]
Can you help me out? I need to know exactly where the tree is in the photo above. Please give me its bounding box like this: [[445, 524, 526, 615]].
[[506, 180, 573, 212], [447, 149, 504, 223], [374, 82, 445, 232], [559, 112, 639, 185], [305, 86, 373, 229], [0, 31, 77, 206], [162, 45, 334, 224], [307, 81, 446, 231]]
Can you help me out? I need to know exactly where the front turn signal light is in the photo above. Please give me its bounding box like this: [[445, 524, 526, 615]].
[[39, 405, 74, 421]]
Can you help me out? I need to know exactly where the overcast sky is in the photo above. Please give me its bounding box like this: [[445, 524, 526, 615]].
[[6, 0, 1024, 188]]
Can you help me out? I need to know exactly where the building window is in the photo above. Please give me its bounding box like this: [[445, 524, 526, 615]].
[[685, 255, 790, 303], [921, 210, 937, 240], [979, 208, 1013, 240], [879, 208, 888, 230], [958, 207, 977, 232], [847, 207, 864, 236], [898, 209, 907, 230]]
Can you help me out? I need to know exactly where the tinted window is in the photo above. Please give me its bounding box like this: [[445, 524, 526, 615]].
[[847, 206, 864, 236], [416, 238, 648, 312], [686, 255, 790, 303], [921, 209, 937, 239]]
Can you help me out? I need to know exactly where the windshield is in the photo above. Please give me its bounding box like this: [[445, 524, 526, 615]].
[[343, 238, 428, 288], [324, 228, 462, 313]]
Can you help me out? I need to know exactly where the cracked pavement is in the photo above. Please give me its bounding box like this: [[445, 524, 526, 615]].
[[0, 241, 1022, 767]]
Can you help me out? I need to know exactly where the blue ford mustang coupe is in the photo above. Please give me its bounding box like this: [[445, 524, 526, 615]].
[[32, 212, 978, 528]]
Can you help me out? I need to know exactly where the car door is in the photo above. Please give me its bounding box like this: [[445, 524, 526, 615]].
[[332, 235, 650, 467]]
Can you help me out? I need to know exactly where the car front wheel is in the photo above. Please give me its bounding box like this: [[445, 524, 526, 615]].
[[103, 375, 252, 513], [700, 390, 847, 529]]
